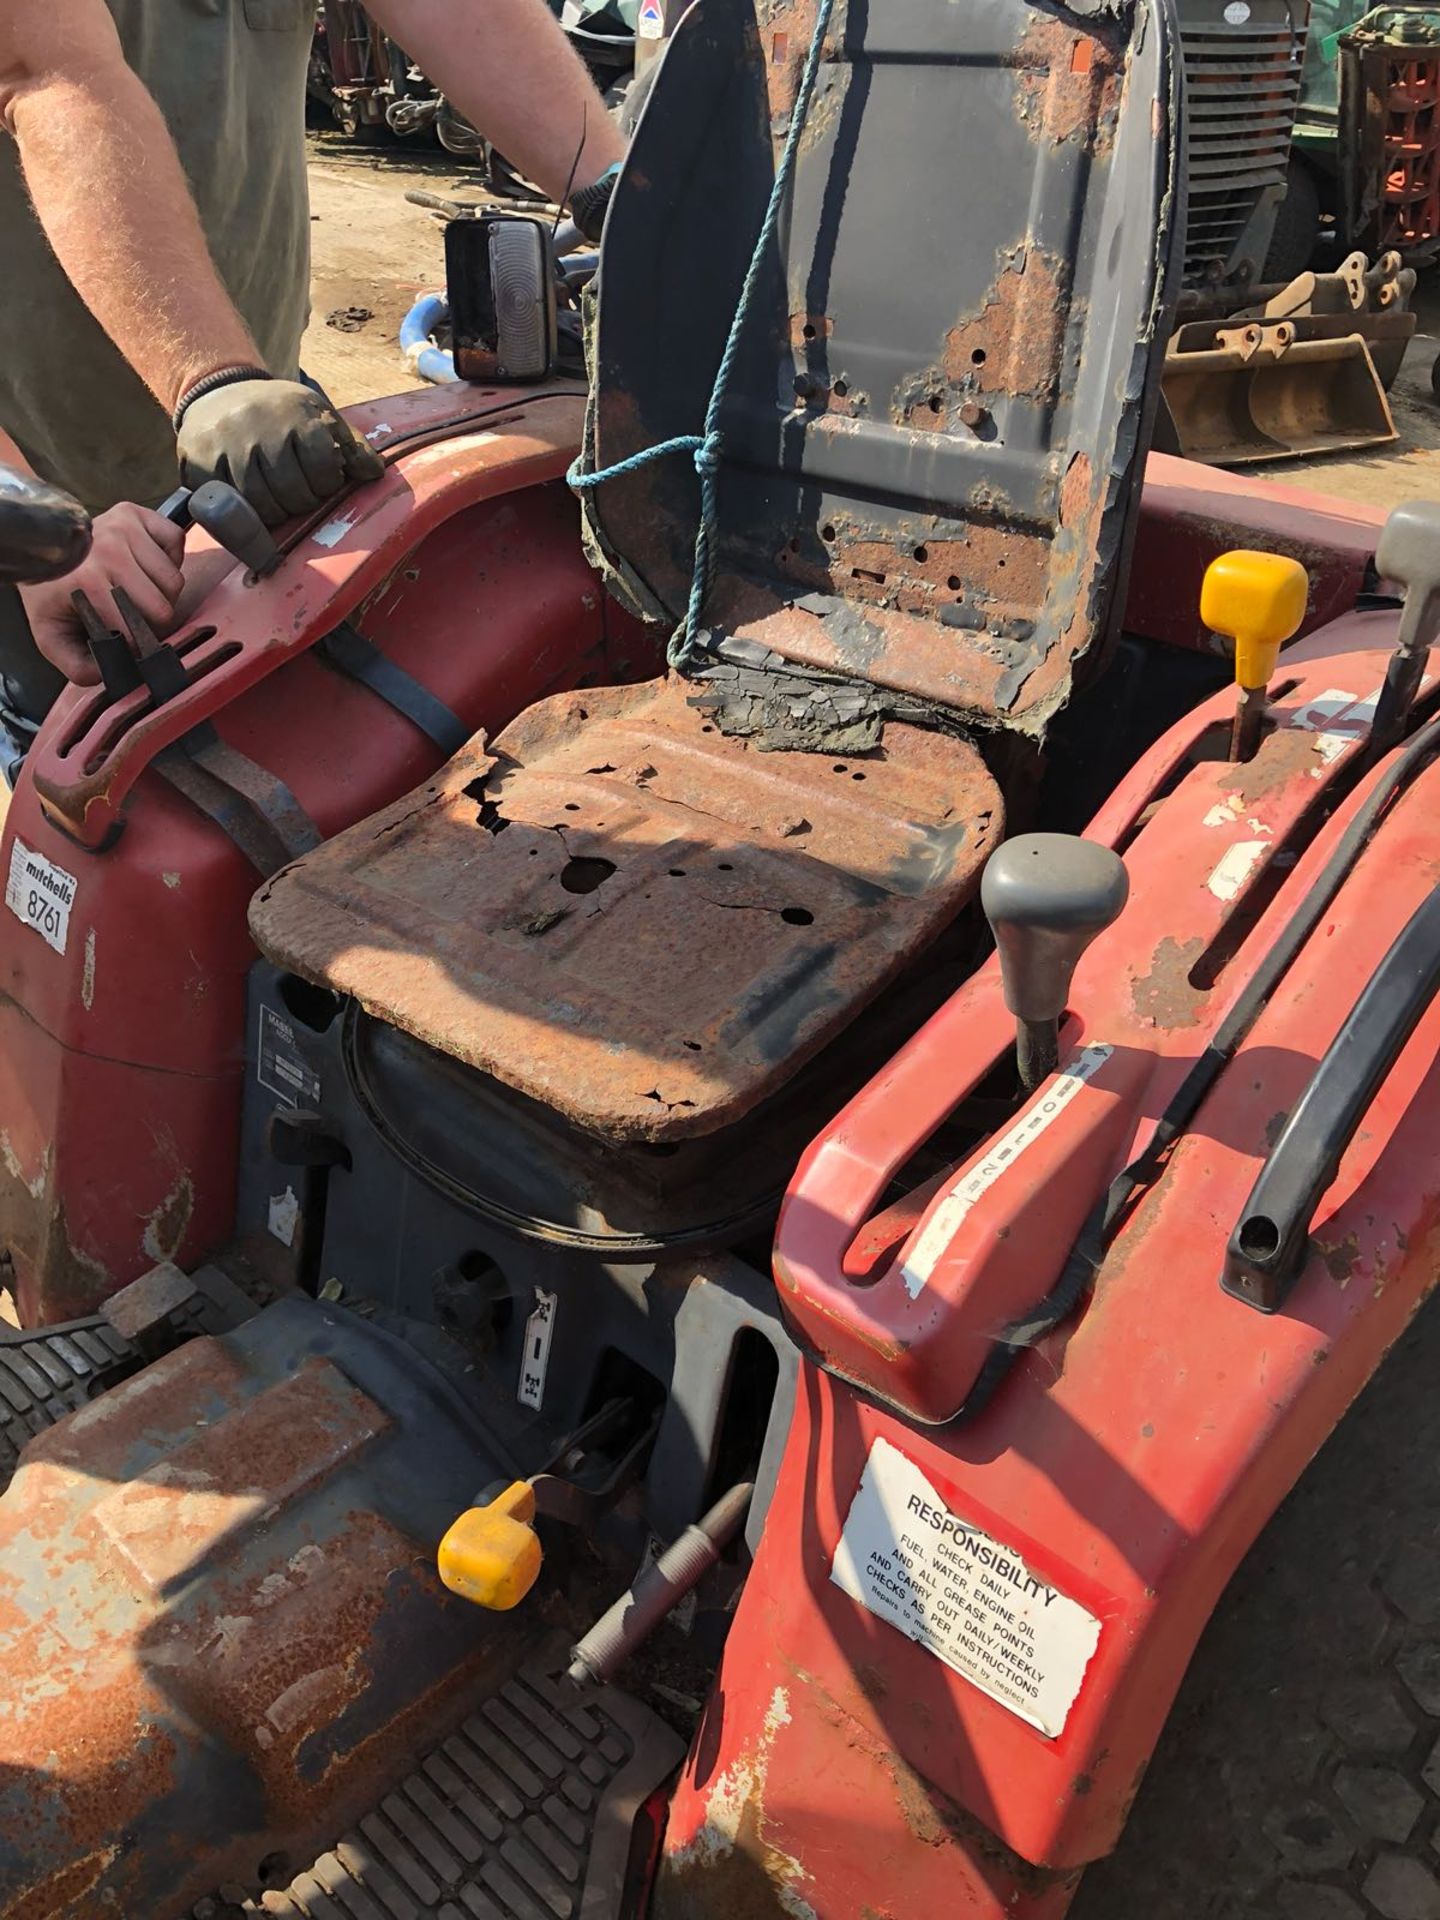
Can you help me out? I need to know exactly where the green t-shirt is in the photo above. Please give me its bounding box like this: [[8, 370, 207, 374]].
[[0, 0, 312, 513]]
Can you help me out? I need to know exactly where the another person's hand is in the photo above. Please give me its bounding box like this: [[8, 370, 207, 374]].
[[176, 377, 384, 528], [18, 501, 185, 685]]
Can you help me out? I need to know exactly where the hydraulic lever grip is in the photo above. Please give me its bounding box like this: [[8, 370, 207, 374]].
[[1222, 883, 1440, 1312]]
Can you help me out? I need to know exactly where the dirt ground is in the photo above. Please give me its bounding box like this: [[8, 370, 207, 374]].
[[302, 128, 1440, 518], [300, 129, 497, 407]]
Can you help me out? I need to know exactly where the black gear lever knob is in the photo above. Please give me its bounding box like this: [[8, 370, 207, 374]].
[[981, 833, 1129, 1090]]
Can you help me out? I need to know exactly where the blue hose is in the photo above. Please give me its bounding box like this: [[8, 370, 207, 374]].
[[400, 293, 459, 385]]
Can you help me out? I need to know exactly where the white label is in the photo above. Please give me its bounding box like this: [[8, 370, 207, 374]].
[[1223, 1, 1250, 21], [899, 1044, 1113, 1298], [518, 1288, 557, 1410], [831, 1438, 1101, 1738], [638, 0, 664, 35], [256, 1005, 322, 1110], [1207, 839, 1267, 901], [268, 1186, 300, 1248], [5, 839, 77, 956]]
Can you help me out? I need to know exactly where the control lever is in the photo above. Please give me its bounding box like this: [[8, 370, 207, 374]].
[[0, 468, 91, 585], [1199, 550, 1309, 763], [1369, 500, 1440, 752], [158, 479, 281, 577], [109, 585, 189, 703], [981, 834, 1129, 1091], [70, 590, 143, 701]]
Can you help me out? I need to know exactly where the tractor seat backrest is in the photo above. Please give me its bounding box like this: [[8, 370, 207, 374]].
[[585, 0, 1182, 737]]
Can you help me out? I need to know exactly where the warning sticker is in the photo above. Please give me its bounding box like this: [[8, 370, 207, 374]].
[[899, 1044, 1113, 1299], [256, 1004, 322, 1109], [5, 839, 77, 957], [518, 1287, 557, 1411], [638, 0, 664, 36], [831, 1439, 1101, 1738]]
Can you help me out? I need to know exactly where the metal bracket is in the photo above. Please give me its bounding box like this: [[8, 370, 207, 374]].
[[314, 619, 470, 757]]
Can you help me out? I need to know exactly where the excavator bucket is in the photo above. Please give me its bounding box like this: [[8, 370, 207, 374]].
[[1159, 318, 1398, 464]]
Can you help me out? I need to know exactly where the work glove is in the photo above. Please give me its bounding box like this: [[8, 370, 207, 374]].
[[175, 375, 383, 528]]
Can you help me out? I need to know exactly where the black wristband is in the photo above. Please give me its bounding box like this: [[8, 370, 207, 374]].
[[172, 364, 273, 434]]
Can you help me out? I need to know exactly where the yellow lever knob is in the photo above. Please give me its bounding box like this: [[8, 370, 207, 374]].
[[437, 1480, 543, 1611], [1200, 550, 1309, 692]]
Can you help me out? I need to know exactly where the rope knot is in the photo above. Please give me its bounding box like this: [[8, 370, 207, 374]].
[[693, 435, 723, 478]]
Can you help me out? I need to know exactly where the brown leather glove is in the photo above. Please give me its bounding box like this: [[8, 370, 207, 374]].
[[175, 376, 383, 527]]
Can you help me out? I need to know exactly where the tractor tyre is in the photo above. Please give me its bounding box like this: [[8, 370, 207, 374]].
[[1264, 158, 1323, 286], [1071, 1296, 1440, 1920]]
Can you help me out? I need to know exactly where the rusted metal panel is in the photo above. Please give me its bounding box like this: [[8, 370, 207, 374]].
[[589, 0, 1180, 736], [248, 675, 1001, 1141], [0, 1298, 533, 1920]]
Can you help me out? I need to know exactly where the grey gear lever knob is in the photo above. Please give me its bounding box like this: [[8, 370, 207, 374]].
[[981, 834, 1129, 1023], [187, 480, 282, 578], [1376, 499, 1440, 658]]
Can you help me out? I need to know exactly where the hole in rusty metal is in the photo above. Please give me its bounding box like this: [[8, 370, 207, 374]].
[[852, 566, 886, 585], [669, 868, 687, 877], [971, 349, 987, 365], [701, 723, 715, 732], [586, 763, 616, 775], [718, 862, 734, 871], [821, 524, 836, 541], [683, 1040, 702, 1052], [928, 395, 944, 413], [559, 856, 615, 895], [913, 544, 929, 563], [832, 763, 848, 773], [781, 906, 815, 926], [852, 771, 866, 781], [947, 574, 962, 590], [803, 322, 817, 340], [834, 380, 848, 398]]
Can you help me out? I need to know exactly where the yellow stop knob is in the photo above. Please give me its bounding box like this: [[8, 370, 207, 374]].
[[437, 1481, 543, 1611], [1200, 550, 1309, 692]]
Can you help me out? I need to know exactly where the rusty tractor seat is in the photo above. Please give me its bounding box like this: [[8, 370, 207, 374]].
[[249, 0, 1179, 1143]]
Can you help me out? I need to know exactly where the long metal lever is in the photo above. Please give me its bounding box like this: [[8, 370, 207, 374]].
[[1222, 883, 1440, 1311]]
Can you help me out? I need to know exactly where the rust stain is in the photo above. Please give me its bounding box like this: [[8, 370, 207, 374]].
[[1221, 725, 1331, 803], [944, 251, 1069, 400], [249, 677, 1000, 1143], [1014, 16, 1124, 149], [1316, 1231, 1363, 1284], [1131, 935, 1210, 1031]]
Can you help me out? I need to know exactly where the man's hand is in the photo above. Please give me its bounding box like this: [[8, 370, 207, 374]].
[[17, 501, 185, 684], [176, 379, 384, 528]]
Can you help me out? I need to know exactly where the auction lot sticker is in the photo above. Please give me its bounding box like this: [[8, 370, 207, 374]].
[[5, 839, 76, 956], [831, 1438, 1101, 1738]]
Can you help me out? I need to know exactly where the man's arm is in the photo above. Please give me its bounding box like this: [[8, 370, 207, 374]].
[[0, 0, 259, 415], [367, 0, 626, 204], [1, 0, 381, 525]]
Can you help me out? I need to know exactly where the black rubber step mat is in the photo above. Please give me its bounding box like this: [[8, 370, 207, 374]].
[[0, 1265, 259, 1491], [210, 1666, 686, 1920], [0, 1316, 135, 1486]]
